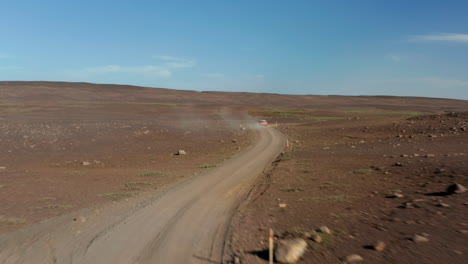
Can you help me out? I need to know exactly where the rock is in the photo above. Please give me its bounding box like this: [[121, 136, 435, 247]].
[[412, 234, 429, 243], [275, 238, 307, 263], [447, 183, 466, 194], [317, 226, 332, 234], [373, 240, 386, 251], [391, 193, 404, 198], [81, 161, 91, 166], [0, 166, 6, 170], [232, 139, 238, 143], [234, 256, 241, 264], [311, 234, 322, 243], [279, 203, 287, 208], [437, 202, 450, 208], [177, 150, 187, 155], [73, 216, 87, 223], [346, 254, 364, 263]]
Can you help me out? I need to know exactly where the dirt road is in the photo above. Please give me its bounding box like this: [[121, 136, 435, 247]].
[[0, 126, 285, 264]]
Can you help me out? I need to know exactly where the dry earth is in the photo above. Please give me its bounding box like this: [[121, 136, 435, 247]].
[[230, 111, 468, 264], [1, 81, 468, 263]]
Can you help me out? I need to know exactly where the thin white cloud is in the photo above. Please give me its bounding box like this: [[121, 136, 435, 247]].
[[84, 65, 172, 77], [153, 55, 196, 68], [386, 54, 402, 62], [254, 74, 265, 80], [409, 33, 468, 43]]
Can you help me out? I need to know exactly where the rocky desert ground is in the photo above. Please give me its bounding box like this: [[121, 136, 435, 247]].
[[1, 81, 468, 263]]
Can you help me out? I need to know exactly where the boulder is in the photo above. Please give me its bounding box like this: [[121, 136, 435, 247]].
[[447, 183, 466, 194], [346, 254, 363, 263], [275, 238, 307, 263]]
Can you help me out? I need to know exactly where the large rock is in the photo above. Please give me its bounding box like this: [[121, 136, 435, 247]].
[[346, 254, 363, 263], [275, 238, 307, 263], [447, 183, 466, 194], [177, 150, 187, 155]]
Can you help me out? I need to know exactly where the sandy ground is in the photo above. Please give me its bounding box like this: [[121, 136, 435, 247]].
[[0, 126, 285, 264]]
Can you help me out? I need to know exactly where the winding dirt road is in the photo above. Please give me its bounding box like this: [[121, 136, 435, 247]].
[[0, 126, 285, 264]]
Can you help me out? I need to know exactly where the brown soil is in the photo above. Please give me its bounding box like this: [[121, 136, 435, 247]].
[[0, 98, 254, 233], [230, 111, 468, 263], [1, 81, 468, 263]]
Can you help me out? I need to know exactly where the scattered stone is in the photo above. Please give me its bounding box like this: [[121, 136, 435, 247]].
[[391, 193, 404, 198], [232, 139, 238, 143], [412, 234, 429, 243], [81, 161, 91, 166], [0, 166, 6, 170], [424, 154, 436, 158], [275, 238, 307, 264], [311, 234, 322, 243], [73, 216, 86, 223], [447, 183, 466, 194], [345, 254, 364, 263], [373, 240, 386, 251], [177, 150, 187, 155], [317, 226, 332, 234], [437, 202, 450, 208], [393, 162, 403, 167]]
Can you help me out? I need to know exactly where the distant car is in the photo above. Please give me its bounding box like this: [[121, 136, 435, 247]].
[[259, 120, 268, 126]]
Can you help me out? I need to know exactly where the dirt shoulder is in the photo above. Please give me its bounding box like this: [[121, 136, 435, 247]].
[[229, 111, 468, 263], [0, 102, 255, 233]]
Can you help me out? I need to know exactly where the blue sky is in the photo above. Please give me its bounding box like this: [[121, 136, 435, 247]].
[[1, 0, 468, 99]]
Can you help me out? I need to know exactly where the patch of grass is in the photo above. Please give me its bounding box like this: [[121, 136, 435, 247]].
[[308, 194, 352, 202], [99, 192, 135, 201], [346, 109, 423, 116], [0, 216, 26, 225], [125, 182, 152, 187], [138, 171, 166, 177], [386, 189, 402, 195], [39, 197, 56, 200], [306, 231, 335, 248], [123, 182, 152, 190], [45, 204, 73, 209], [281, 187, 304, 192], [262, 109, 346, 120], [200, 164, 217, 168], [352, 169, 373, 174]]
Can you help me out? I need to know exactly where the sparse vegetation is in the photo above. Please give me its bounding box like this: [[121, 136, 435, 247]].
[[123, 182, 153, 190], [138, 171, 166, 177], [0, 216, 26, 225], [99, 192, 135, 201], [281, 187, 304, 192], [346, 109, 423, 116], [200, 164, 217, 168], [352, 169, 373, 174], [45, 204, 72, 209], [308, 194, 352, 202], [318, 183, 351, 189]]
